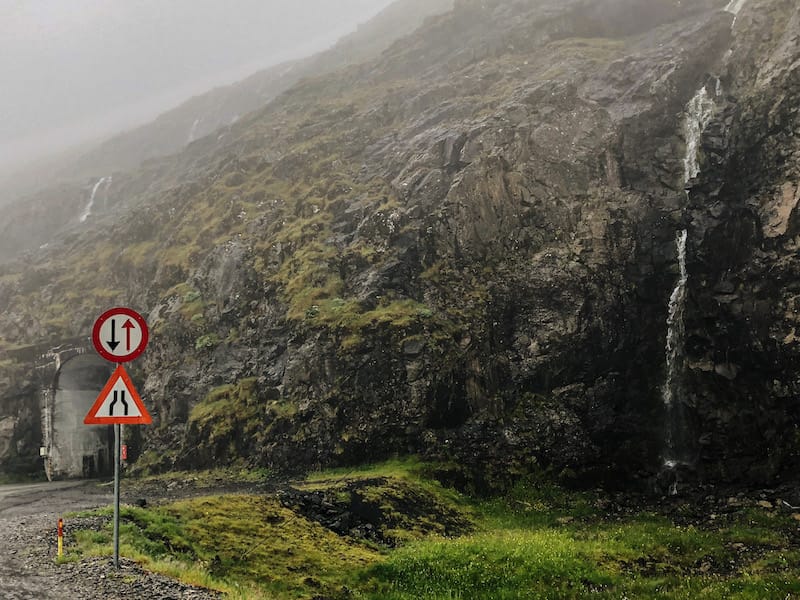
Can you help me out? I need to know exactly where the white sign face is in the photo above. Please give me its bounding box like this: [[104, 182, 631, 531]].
[[92, 307, 149, 363], [93, 377, 143, 419], [97, 316, 143, 357]]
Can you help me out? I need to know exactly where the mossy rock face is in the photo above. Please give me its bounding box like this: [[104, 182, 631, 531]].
[[181, 378, 265, 469], [2, 0, 800, 488], [279, 476, 472, 546]]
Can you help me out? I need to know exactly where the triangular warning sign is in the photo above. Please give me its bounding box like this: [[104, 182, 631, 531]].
[[84, 364, 152, 425]]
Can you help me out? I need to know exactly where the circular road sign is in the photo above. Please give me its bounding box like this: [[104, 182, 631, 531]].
[[92, 307, 149, 363]]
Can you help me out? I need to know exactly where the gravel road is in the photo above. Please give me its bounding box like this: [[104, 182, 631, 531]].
[[0, 480, 221, 600]]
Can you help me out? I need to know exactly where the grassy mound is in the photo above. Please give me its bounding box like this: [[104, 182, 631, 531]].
[[74, 495, 379, 599], [65, 461, 800, 599]]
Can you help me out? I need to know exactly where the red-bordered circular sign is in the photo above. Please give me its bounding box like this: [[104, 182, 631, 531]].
[[92, 307, 149, 363]]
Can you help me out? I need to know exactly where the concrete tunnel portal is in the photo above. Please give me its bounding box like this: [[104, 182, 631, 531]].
[[44, 354, 115, 480]]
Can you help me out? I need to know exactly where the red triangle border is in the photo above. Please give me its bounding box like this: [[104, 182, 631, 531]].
[[84, 364, 153, 425]]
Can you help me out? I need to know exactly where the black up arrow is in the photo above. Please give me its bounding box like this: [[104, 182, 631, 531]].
[[107, 319, 120, 351]]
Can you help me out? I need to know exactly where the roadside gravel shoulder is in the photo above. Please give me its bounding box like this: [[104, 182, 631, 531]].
[[0, 482, 221, 600]]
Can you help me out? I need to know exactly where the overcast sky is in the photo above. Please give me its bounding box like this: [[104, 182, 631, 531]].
[[0, 0, 395, 173]]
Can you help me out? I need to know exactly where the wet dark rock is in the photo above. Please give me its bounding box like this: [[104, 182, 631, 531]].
[[277, 476, 471, 546]]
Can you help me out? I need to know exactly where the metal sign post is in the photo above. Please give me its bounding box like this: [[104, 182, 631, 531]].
[[113, 422, 121, 569]]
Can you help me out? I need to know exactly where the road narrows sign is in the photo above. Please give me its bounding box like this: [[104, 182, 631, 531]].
[[92, 307, 149, 363], [84, 364, 152, 425]]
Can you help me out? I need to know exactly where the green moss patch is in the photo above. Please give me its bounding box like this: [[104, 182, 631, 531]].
[[186, 378, 264, 466], [66, 462, 800, 600], [73, 495, 379, 599]]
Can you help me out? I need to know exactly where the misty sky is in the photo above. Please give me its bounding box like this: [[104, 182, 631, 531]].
[[0, 0, 395, 172]]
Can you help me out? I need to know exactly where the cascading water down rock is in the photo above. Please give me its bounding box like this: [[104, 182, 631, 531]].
[[660, 81, 719, 494], [662, 230, 694, 480], [657, 0, 748, 491], [79, 176, 107, 223], [682, 88, 716, 185], [725, 0, 749, 25]]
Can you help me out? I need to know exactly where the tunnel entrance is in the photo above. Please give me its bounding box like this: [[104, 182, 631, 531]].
[[46, 354, 114, 480]]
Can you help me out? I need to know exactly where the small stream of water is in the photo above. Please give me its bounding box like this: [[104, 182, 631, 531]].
[[661, 77, 721, 492], [187, 118, 201, 143], [725, 0, 749, 24], [661, 0, 749, 493], [79, 177, 107, 223]]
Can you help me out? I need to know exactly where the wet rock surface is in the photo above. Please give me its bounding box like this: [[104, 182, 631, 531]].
[[683, 0, 800, 484]]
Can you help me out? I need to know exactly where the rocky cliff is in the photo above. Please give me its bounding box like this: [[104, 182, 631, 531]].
[[0, 0, 797, 489], [684, 0, 800, 483]]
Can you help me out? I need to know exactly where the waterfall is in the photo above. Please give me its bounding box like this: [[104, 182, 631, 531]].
[[187, 118, 201, 143], [683, 87, 715, 184], [724, 0, 748, 15], [79, 177, 106, 223], [662, 230, 689, 472], [725, 0, 748, 25], [661, 83, 718, 491], [659, 0, 741, 493]]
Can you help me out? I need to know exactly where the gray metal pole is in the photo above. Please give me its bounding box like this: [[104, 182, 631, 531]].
[[113, 422, 120, 569]]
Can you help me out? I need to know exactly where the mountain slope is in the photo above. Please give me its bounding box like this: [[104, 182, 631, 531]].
[[1, 0, 798, 488], [64, 0, 455, 177], [0, 0, 452, 260]]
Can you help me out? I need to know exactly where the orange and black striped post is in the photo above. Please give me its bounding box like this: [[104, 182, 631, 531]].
[[57, 518, 64, 558]]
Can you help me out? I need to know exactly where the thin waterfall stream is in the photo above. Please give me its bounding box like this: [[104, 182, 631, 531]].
[[662, 230, 690, 474], [661, 81, 719, 492], [725, 0, 749, 24], [187, 118, 201, 143], [660, 0, 748, 494], [79, 177, 107, 223]]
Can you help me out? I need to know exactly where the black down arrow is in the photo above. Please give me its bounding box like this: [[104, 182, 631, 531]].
[[107, 319, 120, 351]]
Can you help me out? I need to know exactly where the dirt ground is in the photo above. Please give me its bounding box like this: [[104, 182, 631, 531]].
[[0, 480, 221, 600]]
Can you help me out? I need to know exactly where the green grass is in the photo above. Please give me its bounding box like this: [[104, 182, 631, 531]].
[[359, 513, 800, 600], [354, 473, 800, 600], [302, 456, 428, 484], [364, 529, 614, 599], [71, 496, 378, 599], [66, 461, 800, 600]]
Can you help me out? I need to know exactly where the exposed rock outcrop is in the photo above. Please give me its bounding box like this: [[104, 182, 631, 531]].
[[0, 0, 798, 490]]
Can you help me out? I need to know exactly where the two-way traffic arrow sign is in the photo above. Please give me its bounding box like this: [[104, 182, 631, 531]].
[[92, 307, 149, 362]]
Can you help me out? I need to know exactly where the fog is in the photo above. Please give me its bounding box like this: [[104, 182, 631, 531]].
[[0, 0, 395, 175]]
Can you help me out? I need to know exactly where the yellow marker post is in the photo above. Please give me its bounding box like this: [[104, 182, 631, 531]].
[[57, 518, 64, 558]]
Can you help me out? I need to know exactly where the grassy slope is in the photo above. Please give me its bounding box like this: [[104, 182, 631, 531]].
[[65, 461, 800, 600]]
